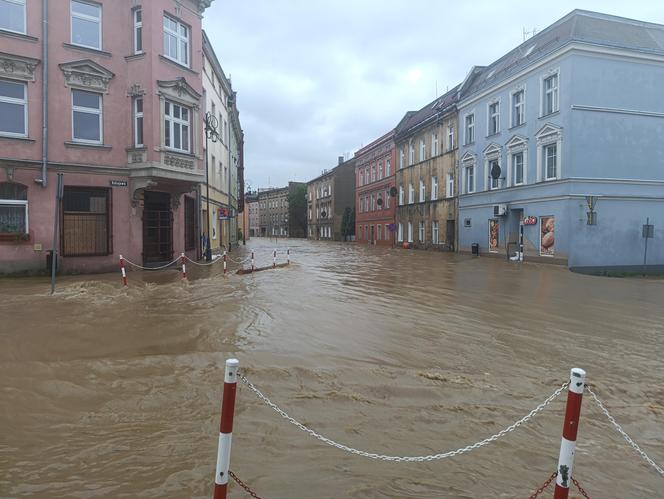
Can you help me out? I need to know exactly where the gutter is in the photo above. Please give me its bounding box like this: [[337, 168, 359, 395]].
[[37, 0, 48, 188]]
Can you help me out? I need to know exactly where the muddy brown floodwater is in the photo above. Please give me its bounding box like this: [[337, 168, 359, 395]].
[[1, 239, 663, 498]]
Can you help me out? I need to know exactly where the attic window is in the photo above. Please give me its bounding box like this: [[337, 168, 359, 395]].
[[524, 45, 536, 57], [486, 69, 496, 80]]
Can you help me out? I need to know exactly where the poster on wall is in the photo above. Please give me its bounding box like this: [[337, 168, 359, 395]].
[[489, 219, 499, 252], [540, 216, 555, 256]]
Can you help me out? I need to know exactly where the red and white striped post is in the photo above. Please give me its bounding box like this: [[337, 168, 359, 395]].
[[213, 358, 239, 499], [553, 367, 587, 499], [181, 253, 187, 280], [287, 248, 290, 265], [251, 251, 255, 272], [119, 254, 128, 286], [223, 251, 227, 275], [273, 249, 276, 268]]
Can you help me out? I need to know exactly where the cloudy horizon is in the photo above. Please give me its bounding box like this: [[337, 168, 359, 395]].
[[203, 1, 664, 191]]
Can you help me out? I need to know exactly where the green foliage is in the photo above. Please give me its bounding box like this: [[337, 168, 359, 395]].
[[288, 184, 308, 235]]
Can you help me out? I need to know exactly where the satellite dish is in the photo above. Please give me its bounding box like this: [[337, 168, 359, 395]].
[[321, 210, 327, 218], [490, 162, 502, 179], [377, 197, 383, 206], [389, 186, 398, 197]]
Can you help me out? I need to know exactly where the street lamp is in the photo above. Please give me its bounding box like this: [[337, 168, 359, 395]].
[[204, 111, 219, 262]]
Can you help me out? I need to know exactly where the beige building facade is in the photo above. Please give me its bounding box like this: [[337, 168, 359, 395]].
[[395, 88, 459, 250]]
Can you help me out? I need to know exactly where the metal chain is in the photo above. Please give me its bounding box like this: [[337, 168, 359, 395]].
[[238, 372, 568, 462], [587, 386, 664, 477], [229, 470, 263, 499], [529, 471, 557, 499], [123, 256, 180, 270], [183, 255, 223, 267], [572, 476, 591, 498]]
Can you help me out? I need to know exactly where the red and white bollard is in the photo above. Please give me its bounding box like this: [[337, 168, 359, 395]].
[[223, 251, 227, 275], [251, 251, 255, 272], [287, 248, 290, 265], [181, 253, 187, 280], [554, 367, 586, 499], [213, 358, 239, 499], [273, 249, 276, 268], [119, 254, 128, 287]]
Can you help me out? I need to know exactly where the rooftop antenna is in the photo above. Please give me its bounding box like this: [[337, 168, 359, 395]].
[[435, 80, 438, 98], [523, 26, 538, 41]]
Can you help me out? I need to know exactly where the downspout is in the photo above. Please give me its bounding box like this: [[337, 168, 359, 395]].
[[40, 0, 48, 188]]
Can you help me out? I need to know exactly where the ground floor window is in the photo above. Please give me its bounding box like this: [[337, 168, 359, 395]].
[[432, 221, 439, 244], [408, 221, 413, 243], [0, 182, 28, 234], [62, 187, 110, 256], [184, 196, 196, 250], [397, 223, 403, 242], [376, 224, 382, 241], [418, 221, 425, 242]]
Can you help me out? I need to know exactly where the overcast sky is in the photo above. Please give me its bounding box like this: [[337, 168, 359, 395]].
[[203, 1, 664, 191]]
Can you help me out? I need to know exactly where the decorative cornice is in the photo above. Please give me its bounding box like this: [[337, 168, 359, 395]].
[[127, 83, 145, 97], [59, 59, 115, 93], [0, 52, 40, 82]]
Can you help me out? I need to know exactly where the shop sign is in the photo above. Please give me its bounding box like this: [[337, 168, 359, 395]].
[[110, 180, 128, 187], [523, 216, 537, 225]]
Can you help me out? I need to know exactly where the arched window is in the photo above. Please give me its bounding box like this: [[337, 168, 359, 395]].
[[0, 182, 28, 234]]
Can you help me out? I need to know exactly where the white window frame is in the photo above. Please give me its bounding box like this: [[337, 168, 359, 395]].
[[164, 100, 191, 153], [487, 100, 500, 136], [465, 165, 475, 194], [431, 175, 438, 200], [512, 151, 525, 186], [419, 179, 425, 202], [419, 138, 426, 162], [446, 124, 454, 151], [535, 125, 562, 182], [0, 0, 26, 35], [446, 173, 454, 198], [407, 221, 413, 243], [409, 142, 415, 165], [540, 69, 560, 116], [397, 222, 403, 242], [70, 0, 102, 50], [398, 185, 404, 205], [418, 221, 425, 242], [133, 8, 143, 54], [378, 161, 383, 180], [71, 89, 102, 144], [544, 143, 558, 181], [0, 78, 28, 138], [464, 113, 475, 145], [133, 96, 143, 147], [163, 14, 190, 67], [399, 148, 404, 169], [408, 183, 414, 204], [0, 184, 28, 235], [510, 87, 526, 128], [431, 132, 438, 157], [432, 221, 439, 245], [386, 158, 391, 176]]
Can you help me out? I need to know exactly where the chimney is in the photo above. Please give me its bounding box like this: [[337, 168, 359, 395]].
[[338, 155, 344, 165]]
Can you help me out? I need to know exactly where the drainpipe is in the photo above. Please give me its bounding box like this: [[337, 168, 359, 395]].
[[39, 0, 49, 188]]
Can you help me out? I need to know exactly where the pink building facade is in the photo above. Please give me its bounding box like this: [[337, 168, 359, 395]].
[[0, 0, 213, 274]]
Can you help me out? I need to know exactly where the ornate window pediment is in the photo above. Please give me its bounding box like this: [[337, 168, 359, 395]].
[[461, 151, 476, 164], [59, 59, 115, 93], [506, 134, 528, 150], [157, 77, 201, 108], [0, 52, 40, 82], [535, 123, 562, 144], [483, 142, 502, 158]]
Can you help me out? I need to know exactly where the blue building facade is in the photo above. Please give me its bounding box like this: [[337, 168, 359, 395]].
[[457, 10, 664, 273]]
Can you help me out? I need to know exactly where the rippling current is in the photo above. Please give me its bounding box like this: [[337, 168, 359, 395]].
[[1, 239, 663, 498]]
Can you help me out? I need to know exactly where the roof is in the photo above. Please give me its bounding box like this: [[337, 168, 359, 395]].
[[460, 9, 664, 101], [307, 158, 356, 185], [394, 84, 460, 141]]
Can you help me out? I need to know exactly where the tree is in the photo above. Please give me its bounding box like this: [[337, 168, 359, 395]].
[[341, 207, 355, 241], [288, 184, 308, 238]]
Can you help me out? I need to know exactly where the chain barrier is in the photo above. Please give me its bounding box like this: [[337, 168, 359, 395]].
[[228, 255, 253, 265], [572, 476, 591, 498], [529, 471, 557, 498], [183, 255, 223, 267], [122, 256, 180, 270], [229, 470, 263, 499], [238, 372, 568, 462], [587, 386, 664, 477]]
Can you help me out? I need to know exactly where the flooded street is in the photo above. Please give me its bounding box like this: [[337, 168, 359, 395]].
[[1, 239, 663, 498]]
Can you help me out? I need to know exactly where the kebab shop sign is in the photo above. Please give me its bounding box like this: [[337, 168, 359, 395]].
[[523, 216, 538, 225]]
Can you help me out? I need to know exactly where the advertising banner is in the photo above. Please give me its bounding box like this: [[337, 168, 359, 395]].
[[540, 216, 555, 256], [489, 219, 499, 253]]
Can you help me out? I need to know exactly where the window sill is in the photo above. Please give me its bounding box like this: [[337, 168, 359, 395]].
[[65, 141, 112, 150], [464, 142, 475, 147], [63, 42, 112, 58], [0, 29, 38, 42], [539, 110, 560, 120], [0, 233, 30, 243], [125, 52, 146, 62], [160, 147, 196, 158], [508, 123, 526, 131], [159, 54, 198, 75], [486, 132, 501, 138], [0, 134, 35, 143], [126, 146, 147, 152]]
